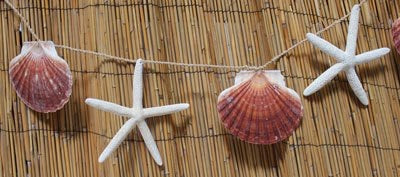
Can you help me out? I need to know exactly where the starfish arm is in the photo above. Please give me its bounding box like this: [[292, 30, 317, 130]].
[[303, 63, 345, 96], [346, 68, 369, 105], [353, 48, 390, 65], [143, 104, 189, 118], [306, 33, 347, 62], [137, 121, 163, 166], [133, 59, 144, 109], [345, 5, 361, 55], [85, 98, 133, 118], [98, 118, 138, 162]]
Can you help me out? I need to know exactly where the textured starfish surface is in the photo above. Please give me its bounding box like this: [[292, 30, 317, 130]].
[[303, 5, 390, 105], [85, 59, 189, 166]]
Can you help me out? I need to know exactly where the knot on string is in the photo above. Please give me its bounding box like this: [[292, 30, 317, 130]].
[[241, 65, 259, 71], [254, 65, 265, 71]]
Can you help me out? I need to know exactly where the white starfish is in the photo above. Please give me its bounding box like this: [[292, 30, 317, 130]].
[[303, 5, 390, 105], [85, 59, 189, 166]]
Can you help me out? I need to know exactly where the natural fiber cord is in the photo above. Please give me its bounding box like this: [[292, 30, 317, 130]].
[[4, 0, 366, 70]]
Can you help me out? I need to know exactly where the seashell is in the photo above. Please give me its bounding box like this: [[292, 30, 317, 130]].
[[9, 41, 72, 113], [392, 18, 400, 54], [217, 70, 303, 144]]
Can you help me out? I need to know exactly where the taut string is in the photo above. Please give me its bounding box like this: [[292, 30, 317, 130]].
[[4, 0, 367, 70]]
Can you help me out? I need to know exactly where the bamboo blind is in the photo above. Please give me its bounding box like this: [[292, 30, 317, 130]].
[[1, 0, 400, 176]]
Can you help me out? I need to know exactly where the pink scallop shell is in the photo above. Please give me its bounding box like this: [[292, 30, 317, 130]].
[[392, 18, 400, 54], [217, 71, 303, 144], [9, 41, 72, 113]]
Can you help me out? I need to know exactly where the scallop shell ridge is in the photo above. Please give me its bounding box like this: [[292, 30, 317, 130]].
[[392, 18, 400, 54], [9, 41, 72, 113], [217, 71, 303, 144]]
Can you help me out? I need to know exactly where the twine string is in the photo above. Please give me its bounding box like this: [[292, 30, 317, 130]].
[[4, 0, 367, 70], [4, 0, 41, 41]]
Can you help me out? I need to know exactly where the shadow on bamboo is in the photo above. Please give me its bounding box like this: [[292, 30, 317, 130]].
[[224, 135, 287, 168]]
